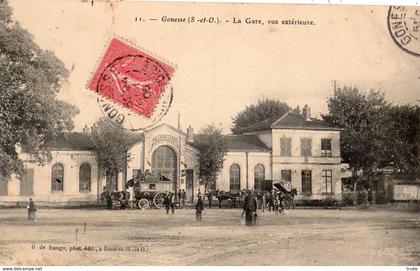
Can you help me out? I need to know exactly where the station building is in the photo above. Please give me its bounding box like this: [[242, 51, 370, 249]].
[[0, 106, 343, 206]]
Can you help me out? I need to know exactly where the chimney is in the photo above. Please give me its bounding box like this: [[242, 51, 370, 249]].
[[187, 125, 194, 143], [303, 105, 311, 121], [82, 124, 91, 134]]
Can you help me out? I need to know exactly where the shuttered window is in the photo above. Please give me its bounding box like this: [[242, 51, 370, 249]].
[[280, 138, 292, 156], [301, 138, 312, 156]]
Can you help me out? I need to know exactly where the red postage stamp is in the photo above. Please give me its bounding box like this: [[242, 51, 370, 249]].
[[88, 38, 175, 118]]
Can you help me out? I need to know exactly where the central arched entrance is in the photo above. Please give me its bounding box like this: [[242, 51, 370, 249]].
[[151, 145, 177, 191]]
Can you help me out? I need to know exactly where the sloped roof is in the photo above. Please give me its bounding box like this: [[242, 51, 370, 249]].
[[43, 132, 144, 151], [44, 133, 93, 150], [239, 112, 341, 133], [271, 112, 341, 130], [224, 134, 270, 152], [190, 134, 270, 152], [237, 115, 279, 133]]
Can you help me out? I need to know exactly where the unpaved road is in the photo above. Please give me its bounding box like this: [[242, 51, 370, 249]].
[[0, 207, 419, 265]]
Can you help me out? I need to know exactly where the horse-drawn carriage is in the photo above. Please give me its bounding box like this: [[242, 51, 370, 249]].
[[208, 180, 297, 210], [100, 171, 172, 210], [273, 182, 297, 209], [125, 171, 172, 210]]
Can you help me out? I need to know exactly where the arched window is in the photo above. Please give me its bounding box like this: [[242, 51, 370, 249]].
[[51, 163, 64, 191], [229, 164, 240, 191], [79, 163, 91, 192], [254, 164, 265, 190], [151, 145, 177, 191]]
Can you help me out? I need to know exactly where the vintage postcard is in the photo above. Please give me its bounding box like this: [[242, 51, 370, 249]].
[[0, 0, 419, 267]]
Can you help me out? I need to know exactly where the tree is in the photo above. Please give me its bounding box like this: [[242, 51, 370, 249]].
[[231, 99, 291, 133], [322, 85, 419, 187], [194, 125, 227, 192], [383, 104, 419, 175], [90, 118, 132, 190], [0, 0, 78, 174]]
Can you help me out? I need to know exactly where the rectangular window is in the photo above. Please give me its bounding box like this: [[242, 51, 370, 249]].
[[20, 169, 34, 196], [301, 138, 312, 156], [280, 138, 292, 156], [281, 170, 291, 182], [0, 169, 8, 196], [321, 139, 332, 157], [281, 170, 292, 189], [322, 170, 333, 193], [301, 170, 312, 194], [149, 184, 156, 190]]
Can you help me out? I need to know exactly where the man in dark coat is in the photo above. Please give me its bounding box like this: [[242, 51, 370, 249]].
[[169, 192, 175, 214], [195, 194, 204, 222], [181, 189, 187, 208], [206, 189, 213, 209], [243, 190, 257, 226], [177, 189, 182, 208], [27, 198, 37, 220], [164, 192, 171, 214], [106, 190, 113, 210]]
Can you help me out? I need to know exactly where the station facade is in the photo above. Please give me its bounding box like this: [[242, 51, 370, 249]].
[[0, 106, 343, 206]]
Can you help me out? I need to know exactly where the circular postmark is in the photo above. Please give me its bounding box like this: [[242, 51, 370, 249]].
[[96, 54, 173, 131], [387, 6, 420, 57]]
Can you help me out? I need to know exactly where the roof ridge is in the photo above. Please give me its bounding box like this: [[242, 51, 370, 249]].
[[270, 110, 294, 127]]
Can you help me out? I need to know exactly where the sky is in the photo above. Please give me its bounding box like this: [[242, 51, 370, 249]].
[[8, 0, 420, 133]]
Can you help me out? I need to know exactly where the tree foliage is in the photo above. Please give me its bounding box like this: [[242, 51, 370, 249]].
[[383, 104, 419, 174], [194, 125, 227, 191], [89, 118, 132, 179], [231, 99, 291, 133], [322, 86, 419, 180], [0, 0, 78, 174]]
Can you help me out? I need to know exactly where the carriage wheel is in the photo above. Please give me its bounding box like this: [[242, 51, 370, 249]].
[[153, 192, 166, 209], [137, 198, 149, 210]]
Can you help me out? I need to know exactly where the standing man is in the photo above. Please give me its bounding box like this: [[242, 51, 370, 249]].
[[106, 189, 113, 210], [206, 189, 213, 209], [181, 189, 187, 208], [164, 191, 171, 214], [169, 191, 176, 214], [243, 190, 257, 226], [27, 198, 37, 220], [195, 194, 204, 222], [262, 192, 266, 213], [177, 189, 182, 208], [367, 188, 373, 205]]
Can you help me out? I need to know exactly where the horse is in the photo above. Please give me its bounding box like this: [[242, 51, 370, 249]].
[[100, 190, 131, 209], [213, 189, 244, 208]]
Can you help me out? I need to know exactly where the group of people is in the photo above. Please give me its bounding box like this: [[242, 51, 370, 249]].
[[257, 189, 287, 214], [164, 189, 205, 222], [177, 189, 187, 208], [163, 189, 188, 214]]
